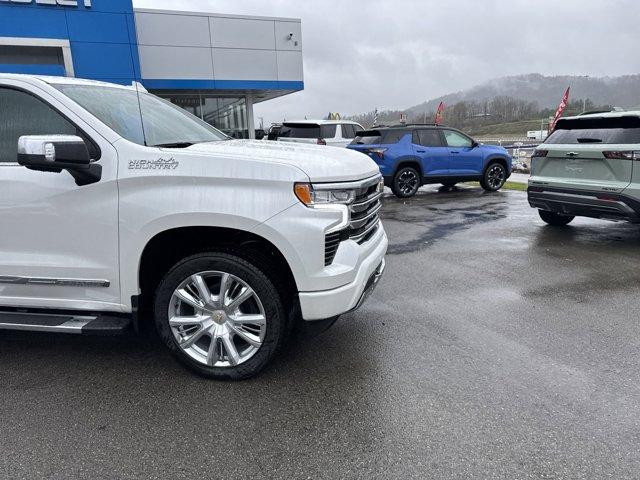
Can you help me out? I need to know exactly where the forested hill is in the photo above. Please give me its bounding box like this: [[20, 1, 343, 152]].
[[349, 73, 640, 130], [406, 73, 640, 116]]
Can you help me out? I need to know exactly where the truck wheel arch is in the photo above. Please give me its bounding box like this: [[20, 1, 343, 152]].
[[131, 225, 298, 316]]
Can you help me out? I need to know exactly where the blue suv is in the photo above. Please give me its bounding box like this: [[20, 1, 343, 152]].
[[347, 125, 512, 198]]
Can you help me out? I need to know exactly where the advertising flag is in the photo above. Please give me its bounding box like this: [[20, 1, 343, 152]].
[[434, 101, 445, 125], [549, 87, 570, 132]]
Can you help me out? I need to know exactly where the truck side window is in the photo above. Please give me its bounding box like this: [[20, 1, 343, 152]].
[[0, 87, 77, 163]]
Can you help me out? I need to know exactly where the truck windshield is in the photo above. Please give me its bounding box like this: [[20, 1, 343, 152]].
[[53, 84, 228, 147]]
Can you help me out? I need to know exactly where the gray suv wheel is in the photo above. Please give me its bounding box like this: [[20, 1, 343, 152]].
[[539, 210, 574, 226]]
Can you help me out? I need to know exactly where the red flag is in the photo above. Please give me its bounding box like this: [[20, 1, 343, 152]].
[[434, 101, 445, 125], [549, 87, 570, 132]]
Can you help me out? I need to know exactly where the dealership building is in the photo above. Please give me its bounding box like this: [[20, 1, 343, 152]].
[[0, 0, 304, 138]]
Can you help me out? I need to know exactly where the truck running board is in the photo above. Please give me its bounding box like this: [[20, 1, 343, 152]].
[[0, 311, 131, 336]]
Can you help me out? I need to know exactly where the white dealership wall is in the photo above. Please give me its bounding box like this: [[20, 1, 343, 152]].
[[134, 8, 304, 137], [134, 9, 303, 84]]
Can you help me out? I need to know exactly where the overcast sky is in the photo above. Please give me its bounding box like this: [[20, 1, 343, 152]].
[[133, 0, 640, 125]]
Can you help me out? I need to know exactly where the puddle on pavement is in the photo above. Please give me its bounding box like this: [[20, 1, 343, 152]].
[[382, 190, 510, 255]]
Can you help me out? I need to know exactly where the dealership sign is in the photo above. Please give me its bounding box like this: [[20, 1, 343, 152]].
[[0, 0, 91, 6]]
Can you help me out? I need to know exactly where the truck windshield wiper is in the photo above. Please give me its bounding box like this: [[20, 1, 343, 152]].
[[151, 142, 195, 148], [576, 137, 602, 143], [152, 139, 230, 147]]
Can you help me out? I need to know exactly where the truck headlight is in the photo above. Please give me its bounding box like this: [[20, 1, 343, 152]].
[[294, 183, 356, 206]]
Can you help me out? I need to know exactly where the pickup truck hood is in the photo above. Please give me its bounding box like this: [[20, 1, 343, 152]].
[[183, 139, 379, 183]]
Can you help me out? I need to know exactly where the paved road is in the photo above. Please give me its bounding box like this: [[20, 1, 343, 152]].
[[2, 185, 640, 479]]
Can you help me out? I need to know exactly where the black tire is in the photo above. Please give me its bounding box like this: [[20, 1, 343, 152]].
[[538, 210, 575, 226], [480, 162, 507, 191], [154, 252, 286, 380], [391, 166, 421, 198]]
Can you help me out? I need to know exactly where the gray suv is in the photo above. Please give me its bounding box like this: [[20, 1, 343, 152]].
[[528, 111, 640, 226]]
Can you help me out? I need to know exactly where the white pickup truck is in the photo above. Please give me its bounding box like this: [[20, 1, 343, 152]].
[[0, 75, 387, 380]]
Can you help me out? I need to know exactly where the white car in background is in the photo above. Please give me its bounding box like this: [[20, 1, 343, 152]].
[[277, 120, 364, 147]]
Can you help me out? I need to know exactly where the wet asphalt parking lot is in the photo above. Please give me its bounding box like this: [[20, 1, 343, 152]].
[[2, 185, 640, 479]]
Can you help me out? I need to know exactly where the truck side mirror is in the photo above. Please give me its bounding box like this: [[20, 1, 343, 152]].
[[17, 135, 101, 186]]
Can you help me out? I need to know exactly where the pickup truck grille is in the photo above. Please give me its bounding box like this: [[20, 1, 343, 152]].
[[324, 176, 383, 266], [349, 184, 382, 244]]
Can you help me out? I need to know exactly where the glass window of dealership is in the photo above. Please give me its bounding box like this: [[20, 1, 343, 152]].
[[0, 0, 304, 139], [160, 91, 251, 139]]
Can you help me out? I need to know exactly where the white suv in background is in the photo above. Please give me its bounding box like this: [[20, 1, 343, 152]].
[[0, 75, 387, 380], [277, 120, 364, 147]]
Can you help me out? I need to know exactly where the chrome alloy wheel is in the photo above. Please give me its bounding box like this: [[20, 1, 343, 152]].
[[487, 164, 506, 189], [168, 271, 267, 368], [398, 170, 419, 195]]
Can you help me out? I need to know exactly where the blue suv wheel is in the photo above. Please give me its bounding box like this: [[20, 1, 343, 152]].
[[392, 166, 421, 198], [480, 162, 507, 192]]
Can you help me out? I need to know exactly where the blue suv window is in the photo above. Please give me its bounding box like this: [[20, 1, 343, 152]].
[[413, 129, 443, 147], [443, 129, 473, 148], [352, 130, 382, 145], [382, 129, 411, 144], [352, 128, 411, 145]]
